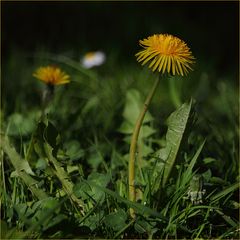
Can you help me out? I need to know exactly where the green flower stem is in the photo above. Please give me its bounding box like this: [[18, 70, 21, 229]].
[[128, 75, 160, 218], [41, 84, 54, 116]]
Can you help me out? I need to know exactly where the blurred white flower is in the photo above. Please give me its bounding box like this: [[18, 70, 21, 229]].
[[81, 51, 106, 69]]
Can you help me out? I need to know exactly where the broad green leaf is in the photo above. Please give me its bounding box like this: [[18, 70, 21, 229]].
[[104, 209, 127, 231], [0, 135, 48, 200], [15, 198, 67, 233], [119, 89, 156, 160], [73, 173, 111, 203], [39, 197, 59, 209], [159, 100, 195, 187], [35, 198, 67, 231], [32, 119, 86, 214], [7, 112, 37, 136], [81, 211, 104, 231], [1, 136, 35, 176], [120, 125, 156, 145], [44, 142, 85, 214], [122, 89, 153, 126], [87, 152, 103, 170], [118, 122, 156, 138], [67, 165, 79, 174], [65, 140, 85, 161], [140, 125, 156, 138], [118, 121, 133, 134], [88, 172, 111, 186], [203, 157, 217, 164], [73, 181, 93, 201], [134, 219, 156, 234], [35, 158, 47, 170], [202, 169, 212, 182], [85, 173, 111, 203]]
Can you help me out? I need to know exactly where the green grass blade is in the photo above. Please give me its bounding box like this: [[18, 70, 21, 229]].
[[210, 182, 239, 202], [181, 140, 206, 187], [215, 209, 238, 227], [83, 179, 168, 222]]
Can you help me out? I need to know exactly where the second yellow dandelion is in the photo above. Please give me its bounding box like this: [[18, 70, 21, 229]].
[[33, 66, 70, 85]]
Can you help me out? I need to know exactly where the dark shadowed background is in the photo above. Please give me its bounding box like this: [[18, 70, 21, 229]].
[[2, 1, 239, 76]]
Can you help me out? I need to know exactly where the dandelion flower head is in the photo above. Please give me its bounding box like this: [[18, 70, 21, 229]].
[[33, 66, 70, 85], [136, 34, 195, 76], [81, 51, 106, 69]]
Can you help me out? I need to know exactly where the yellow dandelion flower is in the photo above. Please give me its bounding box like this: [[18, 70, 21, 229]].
[[136, 34, 195, 76], [33, 66, 70, 85]]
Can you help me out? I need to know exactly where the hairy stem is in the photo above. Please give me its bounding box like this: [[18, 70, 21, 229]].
[[128, 75, 160, 218]]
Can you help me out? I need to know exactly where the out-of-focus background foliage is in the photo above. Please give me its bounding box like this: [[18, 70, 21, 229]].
[[2, 1, 239, 122], [2, 1, 239, 111]]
